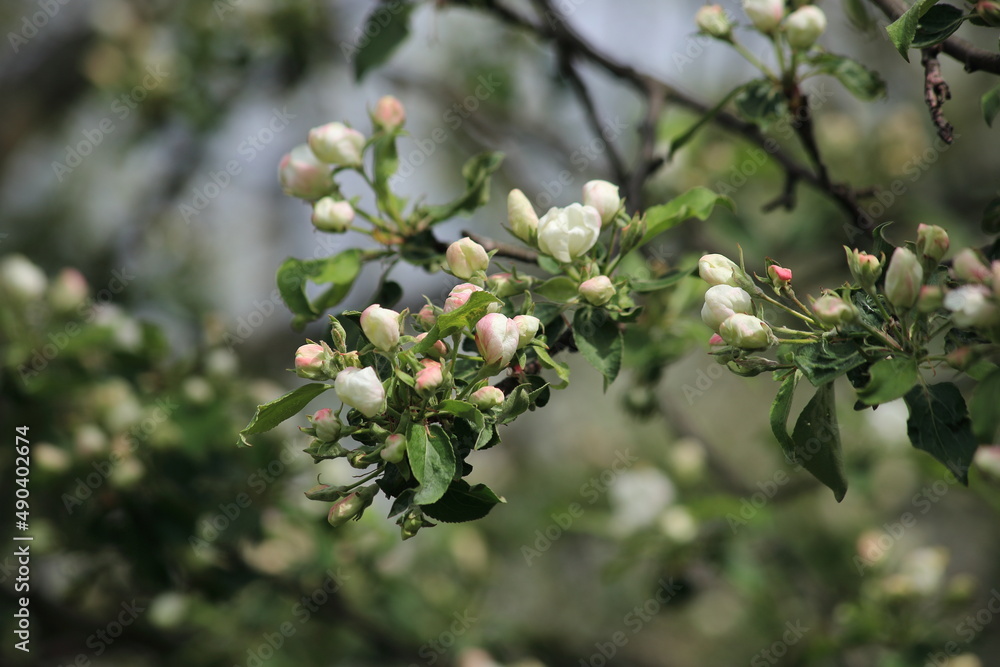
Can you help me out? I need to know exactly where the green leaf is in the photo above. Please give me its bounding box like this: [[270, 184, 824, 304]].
[[669, 84, 745, 157], [792, 339, 867, 387], [630, 268, 694, 292], [871, 221, 897, 259], [904, 382, 978, 484], [499, 385, 531, 424], [371, 279, 403, 309], [533, 345, 570, 389], [438, 399, 485, 431], [807, 53, 887, 101], [417, 152, 504, 224], [970, 369, 1000, 444], [407, 423, 457, 505], [353, 2, 417, 81], [641, 188, 734, 244], [791, 383, 848, 502], [857, 357, 919, 405], [982, 84, 1000, 128], [911, 3, 966, 48], [421, 481, 505, 523], [276, 250, 364, 329], [276, 258, 317, 323], [770, 371, 799, 462], [885, 0, 943, 62], [573, 307, 623, 386], [238, 383, 331, 446], [734, 78, 786, 126], [413, 291, 503, 355], [372, 133, 403, 221], [534, 276, 580, 302]]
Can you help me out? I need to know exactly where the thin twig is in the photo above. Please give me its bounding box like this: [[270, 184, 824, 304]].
[[921, 45, 954, 144], [463, 230, 539, 263]]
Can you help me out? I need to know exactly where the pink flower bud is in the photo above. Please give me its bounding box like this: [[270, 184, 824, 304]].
[[512, 314, 541, 348], [414, 332, 448, 359], [582, 180, 622, 226], [944, 285, 999, 328], [698, 253, 741, 286], [884, 247, 924, 309], [767, 264, 792, 285], [360, 304, 402, 351], [295, 343, 328, 379], [278, 145, 334, 200], [916, 224, 950, 263], [701, 285, 753, 332], [475, 313, 520, 367], [952, 248, 992, 283], [334, 367, 386, 417], [783, 5, 826, 49], [380, 433, 407, 463], [470, 386, 504, 410], [327, 484, 378, 527], [415, 304, 437, 330], [743, 0, 784, 32], [507, 189, 538, 244], [444, 283, 483, 313], [917, 285, 944, 313], [811, 294, 856, 326], [415, 359, 444, 395], [373, 95, 406, 130], [719, 313, 773, 349], [49, 268, 89, 311], [844, 247, 883, 289], [446, 237, 490, 279], [487, 273, 517, 298], [311, 408, 342, 442], [308, 122, 366, 167], [311, 197, 355, 233], [708, 333, 725, 346], [579, 275, 616, 306], [696, 5, 733, 38]]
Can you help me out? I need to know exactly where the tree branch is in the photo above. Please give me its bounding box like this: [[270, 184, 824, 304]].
[[463, 230, 539, 263], [921, 45, 955, 144]]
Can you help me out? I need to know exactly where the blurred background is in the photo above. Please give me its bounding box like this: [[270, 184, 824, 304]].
[[2, 1, 1000, 665]]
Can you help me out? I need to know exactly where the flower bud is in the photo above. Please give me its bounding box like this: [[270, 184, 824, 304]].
[[811, 294, 856, 326], [696, 4, 733, 38], [976, 1, 1000, 27], [380, 433, 407, 463], [512, 315, 541, 348], [885, 247, 924, 309], [916, 224, 950, 263], [414, 332, 447, 359], [49, 268, 89, 311], [993, 261, 1000, 299], [360, 304, 402, 351], [844, 247, 883, 290], [701, 285, 753, 331], [475, 313, 520, 367], [952, 248, 992, 284], [305, 483, 347, 501], [335, 366, 386, 417], [698, 253, 741, 286], [917, 285, 944, 313], [295, 343, 328, 380], [278, 145, 334, 200], [783, 5, 826, 49], [537, 203, 602, 263], [310, 408, 342, 442], [308, 122, 366, 167], [719, 313, 773, 349], [446, 237, 490, 279], [0, 254, 47, 301], [487, 272, 529, 298], [415, 359, 444, 395], [470, 386, 504, 410], [373, 95, 406, 130], [443, 283, 483, 313], [582, 180, 622, 226], [743, 0, 785, 32], [709, 333, 726, 347], [579, 275, 616, 306], [507, 189, 539, 245], [944, 285, 999, 328], [415, 304, 437, 330], [311, 197, 355, 233], [767, 264, 793, 292], [327, 484, 378, 527]]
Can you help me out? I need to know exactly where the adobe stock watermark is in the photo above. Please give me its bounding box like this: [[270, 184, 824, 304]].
[[54, 599, 147, 667], [578, 578, 683, 667], [533, 116, 630, 210], [17, 266, 137, 384], [234, 568, 350, 667], [51, 65, 169, 181], [178, 106, 297, 224], [388, 74, 503, 187], [521, 447, 638, 566], [407, 610, 477, 666], [926, 588, 1000, 666], [749, 620, 810, 666], [8, 0, 71, 54], [340, 0, 411, 64]]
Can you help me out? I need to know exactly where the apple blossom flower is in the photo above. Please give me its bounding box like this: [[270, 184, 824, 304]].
[[784, 5, 826, 49], [916, 224, 950, 263], [327, 484, 378, 527], [719, 313, 773, 349], [311, 197, 355, 233], [335, 367, 386, 417], [579, 275, 616, 306], [884, 247, 924, 309], [945, 285, 999, 327], [507, 189, 539, 244], [308, 122, 366, 167], [373, 95, 406, 130], [701, 285, 753, 331], [415, 359, 444, 395], [360, 304, 402, 351], [475, 313, 520, 367], [470, 386, 505, 410], [698, 253, 740, 286], [295, 343, 328, 379], [446, 237, 490, 279], [582, 180, 622, 226], [278, 145, 334, 200], [311, 408, 342, 442], [512, 314, 541, 348], [537, 203, 602, 263], [743, 0, 784, 32]]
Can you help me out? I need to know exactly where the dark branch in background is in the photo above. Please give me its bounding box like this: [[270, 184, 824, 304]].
[[463, 229, 540, 263], [869, 0, 1000, 75], [921, 45, 955, 144], [461, 0, 872, 231]]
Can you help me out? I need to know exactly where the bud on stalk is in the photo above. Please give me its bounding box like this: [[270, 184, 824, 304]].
[[327, 484, 378, 527], [783, 5, 826, 50], [312, 197, 355, 233], [916, 224, 950, 263], [581, 180, 622, 226], [696, 4, 733, 39], [507, 189, 539, 245], [360, 304, 402, 351], [579, 276, 616, 306], [380, 433, 407, 463], [884, 247, 924, 309], [372, 95, 406, 130], [475, 313, 520, 367], [446, 237, 490, 279], [470, 386, 505, 410], [308, 122, 366, 167], [719, 313, 774, 349]]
